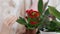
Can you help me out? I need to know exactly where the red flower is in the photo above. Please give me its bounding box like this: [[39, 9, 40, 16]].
[[26, 9, 40, 18], [26, 9, 33, 14], [30, 21, 37, 25]]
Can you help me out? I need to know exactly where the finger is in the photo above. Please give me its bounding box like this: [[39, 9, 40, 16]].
[[4, 16, 15, 26], [16, 28, 20, 34], [4, 16, 17, 26], [6, 16, 16, 25], [8, 16, 17, 26]]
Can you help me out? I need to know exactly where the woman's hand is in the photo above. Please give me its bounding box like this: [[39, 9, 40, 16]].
[[4, 16, 17, 27], [0, 16, 17, 34], [16, 24, 26, 34]]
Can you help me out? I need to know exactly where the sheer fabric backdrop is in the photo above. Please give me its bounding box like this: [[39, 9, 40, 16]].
[[0, 0, 31, 34]]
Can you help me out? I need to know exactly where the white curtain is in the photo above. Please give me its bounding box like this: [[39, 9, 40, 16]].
[[0, 0, 31, 34]]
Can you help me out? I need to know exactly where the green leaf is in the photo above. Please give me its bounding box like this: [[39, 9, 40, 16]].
[[43, 0, 49, 11], [48, 6, 60, 20], [27, 17, 31, 22], [26, 24, 35, 29], [45, 9, 50, 16], [38, 0, 43, 14], [53, 20, 60, 27], [16, 17, 27, 25], [46, 20, 60, 32]]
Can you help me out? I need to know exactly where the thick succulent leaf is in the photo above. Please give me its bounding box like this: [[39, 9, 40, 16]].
[[16, 17, 27, 25], [38, 0, 43, 14], [48, 6, 60, 20]]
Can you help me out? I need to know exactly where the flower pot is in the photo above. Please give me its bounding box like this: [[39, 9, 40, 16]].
[[25, 29, 37, 34], [40, 31, 60, 34], [40, 31, 57, 34]]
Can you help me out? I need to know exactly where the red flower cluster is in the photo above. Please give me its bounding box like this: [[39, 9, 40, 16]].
[[26, 9, 40, 25], [30, 21, 38, 25], [26, 9, 40, 18]]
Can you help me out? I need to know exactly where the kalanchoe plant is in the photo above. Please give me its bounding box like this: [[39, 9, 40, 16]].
[[17, 9, 41, 29], [16, 0, 60, 32]]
